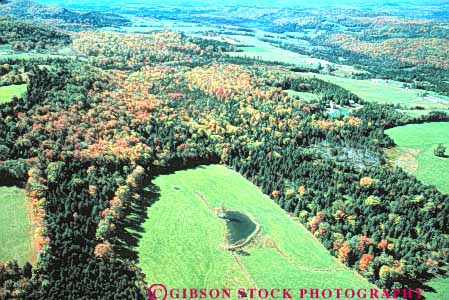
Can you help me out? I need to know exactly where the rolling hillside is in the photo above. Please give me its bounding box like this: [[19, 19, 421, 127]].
[[134, 165, 373, 293]]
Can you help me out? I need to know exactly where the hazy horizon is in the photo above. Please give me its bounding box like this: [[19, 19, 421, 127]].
[[34, 0, 449, 9]]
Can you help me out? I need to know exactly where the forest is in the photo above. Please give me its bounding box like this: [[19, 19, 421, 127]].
[[0, 2, 448, 299], [0, 17, 71, 51]]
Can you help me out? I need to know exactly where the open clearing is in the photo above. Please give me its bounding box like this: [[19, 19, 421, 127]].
[[0, 84, 27, 103], [424, 273, 449, 300], [134, 165, 372, 293], [286, 90, 319, 102], [397, 109, 449, 118], [227, 34, 327, 68], [300, 74, 449, 111], [0, 186, 34, 264], [225, 34, 360, 77], [386, 122, 449, 194]]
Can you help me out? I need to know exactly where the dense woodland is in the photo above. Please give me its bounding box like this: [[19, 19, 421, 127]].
[[0, 15, 448, 300], [0, 17, 71, 51]]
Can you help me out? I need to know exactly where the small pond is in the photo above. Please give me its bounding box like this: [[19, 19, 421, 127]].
[[222, 211, 257, 245]]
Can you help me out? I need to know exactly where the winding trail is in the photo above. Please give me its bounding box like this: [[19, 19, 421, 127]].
[[196, 192, 215, 212], [232, 253, 259, 289], [274, 245, 345, 273]]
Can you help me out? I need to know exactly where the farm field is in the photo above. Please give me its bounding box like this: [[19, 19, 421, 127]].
[[0, 84, 27, 103], [227, 34, 345, 70], [386, 122, 449, 194], [398, 109, 449, 118], [134, 165, 372, 294], [0, 186, 34, 265], [301, 73, 449, 110], [286, 90, 319, 101], [424, 273, 449, 300]]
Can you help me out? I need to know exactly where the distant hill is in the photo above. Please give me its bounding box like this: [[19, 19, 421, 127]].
[[32, 0, 449, 21], [34, 0, 449, 9], [0, 0, 130, 28], [0, 17, 71, 51]]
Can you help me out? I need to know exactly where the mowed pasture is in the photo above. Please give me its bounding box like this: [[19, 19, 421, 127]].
[[424, 277, 449, 300], [224, 33, 360, 77], [286, 90, 319, 102], [134, 165, 372, 295], [0, 186, 34, 264], [301, 73, 449, 111], [0, 84, 27, 103], [226, 34, 331, 69], [424, 273, 449, 300], [386, 122, 449, 194]]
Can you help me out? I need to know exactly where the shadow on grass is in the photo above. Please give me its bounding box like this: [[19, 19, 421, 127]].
[[112, 181, 161, 261], [112, 156, 220, 262], [0, 175, 26, 188], [394, 264, 449, 300]]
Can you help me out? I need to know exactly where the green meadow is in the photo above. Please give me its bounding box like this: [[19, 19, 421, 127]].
[[0, 186, 34, 265], [227, 34, 331, 69], [286, 90, 319, 102], [398, 109, 449, 118], [134, 165, 372, 297], [302, 74, 449, 110], [424, 274, 449, 300], [386, 122, 449, 194], [0, 84, 27, 103]]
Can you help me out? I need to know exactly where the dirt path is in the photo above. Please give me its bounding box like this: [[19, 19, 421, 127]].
[[273, 242, 345, 273], [232, 253, 259, 289], [196, 192, 215, 212]]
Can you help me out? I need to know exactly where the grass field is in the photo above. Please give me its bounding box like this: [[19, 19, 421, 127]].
[[133, 165, 372, 295], [286, 90, 319, 102], [386, 122, 449, 194], [398, 109, 449, 118], [227, 37, 320, 68], [424, 274, 449, 300], [302, 74, 449, 111], [227, 34, 340, 69], [0, 186, 34, 265], [0, 84, 27, 103]]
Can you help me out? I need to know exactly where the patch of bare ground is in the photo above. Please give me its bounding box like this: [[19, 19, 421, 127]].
[[385, 147, 419, 174]]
